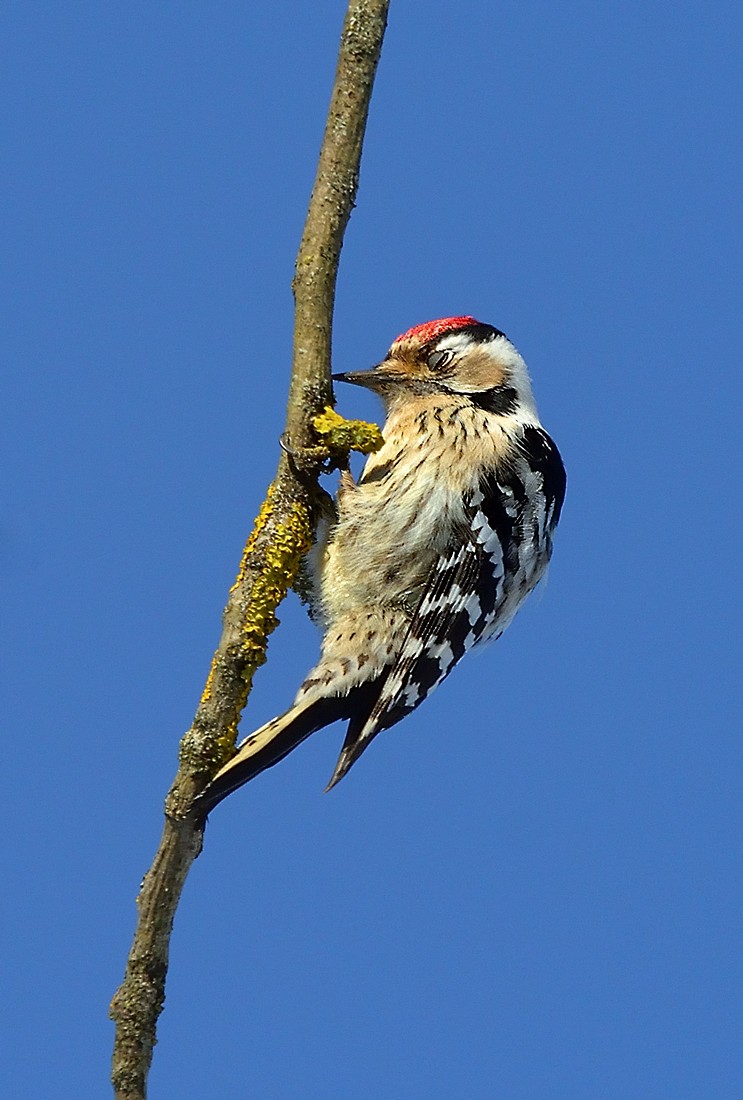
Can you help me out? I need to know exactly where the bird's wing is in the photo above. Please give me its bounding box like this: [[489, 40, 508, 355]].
[[326, 472, 515, 787]]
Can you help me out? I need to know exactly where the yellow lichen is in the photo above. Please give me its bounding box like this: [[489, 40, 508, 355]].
[[183, 488, 315, 776], [229, 484, 277, 595], [198, 661, 216, 707], [312, 405, 384, 456], [238, 500, 312, 678]]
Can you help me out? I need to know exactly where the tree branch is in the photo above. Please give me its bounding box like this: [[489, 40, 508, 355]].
[[109, 3, 390, 1096]]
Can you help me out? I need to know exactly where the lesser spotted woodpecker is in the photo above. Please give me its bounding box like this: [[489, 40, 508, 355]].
[[192, 316, 565, 818]]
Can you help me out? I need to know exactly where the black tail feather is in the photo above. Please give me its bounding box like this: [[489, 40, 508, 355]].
[[324, 689, 406, 791], [324, 714, 375, 792], [189, 682, 382, 820]]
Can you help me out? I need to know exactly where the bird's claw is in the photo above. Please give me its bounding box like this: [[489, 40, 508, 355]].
[[281, 432, 339, 475]]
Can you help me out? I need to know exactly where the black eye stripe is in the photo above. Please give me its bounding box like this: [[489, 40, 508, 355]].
[[438, 384, 519, 415], [469, 385, 519, 415]]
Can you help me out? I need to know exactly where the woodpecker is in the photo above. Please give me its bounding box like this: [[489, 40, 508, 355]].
[[191, 316, 565, 818]]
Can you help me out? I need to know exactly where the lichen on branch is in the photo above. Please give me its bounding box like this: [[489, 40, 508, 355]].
[[312, 405, 384, 458], [178, 488, 314, 777]]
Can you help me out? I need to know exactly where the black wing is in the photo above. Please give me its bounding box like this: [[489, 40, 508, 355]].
[[327, 428, 566, 787], [326, 475, 515, 786]]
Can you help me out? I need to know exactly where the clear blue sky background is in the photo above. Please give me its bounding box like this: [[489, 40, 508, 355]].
[[3, 3, 741, 1097]]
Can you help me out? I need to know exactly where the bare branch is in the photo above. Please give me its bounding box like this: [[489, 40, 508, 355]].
[[109, 3, 390, 1097]]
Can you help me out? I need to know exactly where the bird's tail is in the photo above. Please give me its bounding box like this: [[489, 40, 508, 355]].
[[189, 686, 378, 821], [324, 715, 377, 792]]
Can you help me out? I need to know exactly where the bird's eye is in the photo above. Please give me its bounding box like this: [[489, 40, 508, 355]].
[[427, 349, 453, 372]]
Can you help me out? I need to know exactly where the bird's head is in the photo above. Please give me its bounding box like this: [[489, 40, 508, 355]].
[[334, 316, 537, 420]]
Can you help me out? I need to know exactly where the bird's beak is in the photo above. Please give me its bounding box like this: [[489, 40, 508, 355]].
[[332, 364, 401, 394]]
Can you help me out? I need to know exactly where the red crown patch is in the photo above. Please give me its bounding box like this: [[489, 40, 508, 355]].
[[394, 316, 480, 345]]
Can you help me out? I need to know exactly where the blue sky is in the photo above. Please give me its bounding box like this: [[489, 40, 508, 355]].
[[3, 2, 742, 1097]]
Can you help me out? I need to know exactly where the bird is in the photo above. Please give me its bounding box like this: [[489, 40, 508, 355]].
[[191, 316, 565, 819]]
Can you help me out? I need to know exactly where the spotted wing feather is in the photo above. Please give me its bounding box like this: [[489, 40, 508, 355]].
[[327, 429, 565, 788], [326, 475, 515, 787]]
